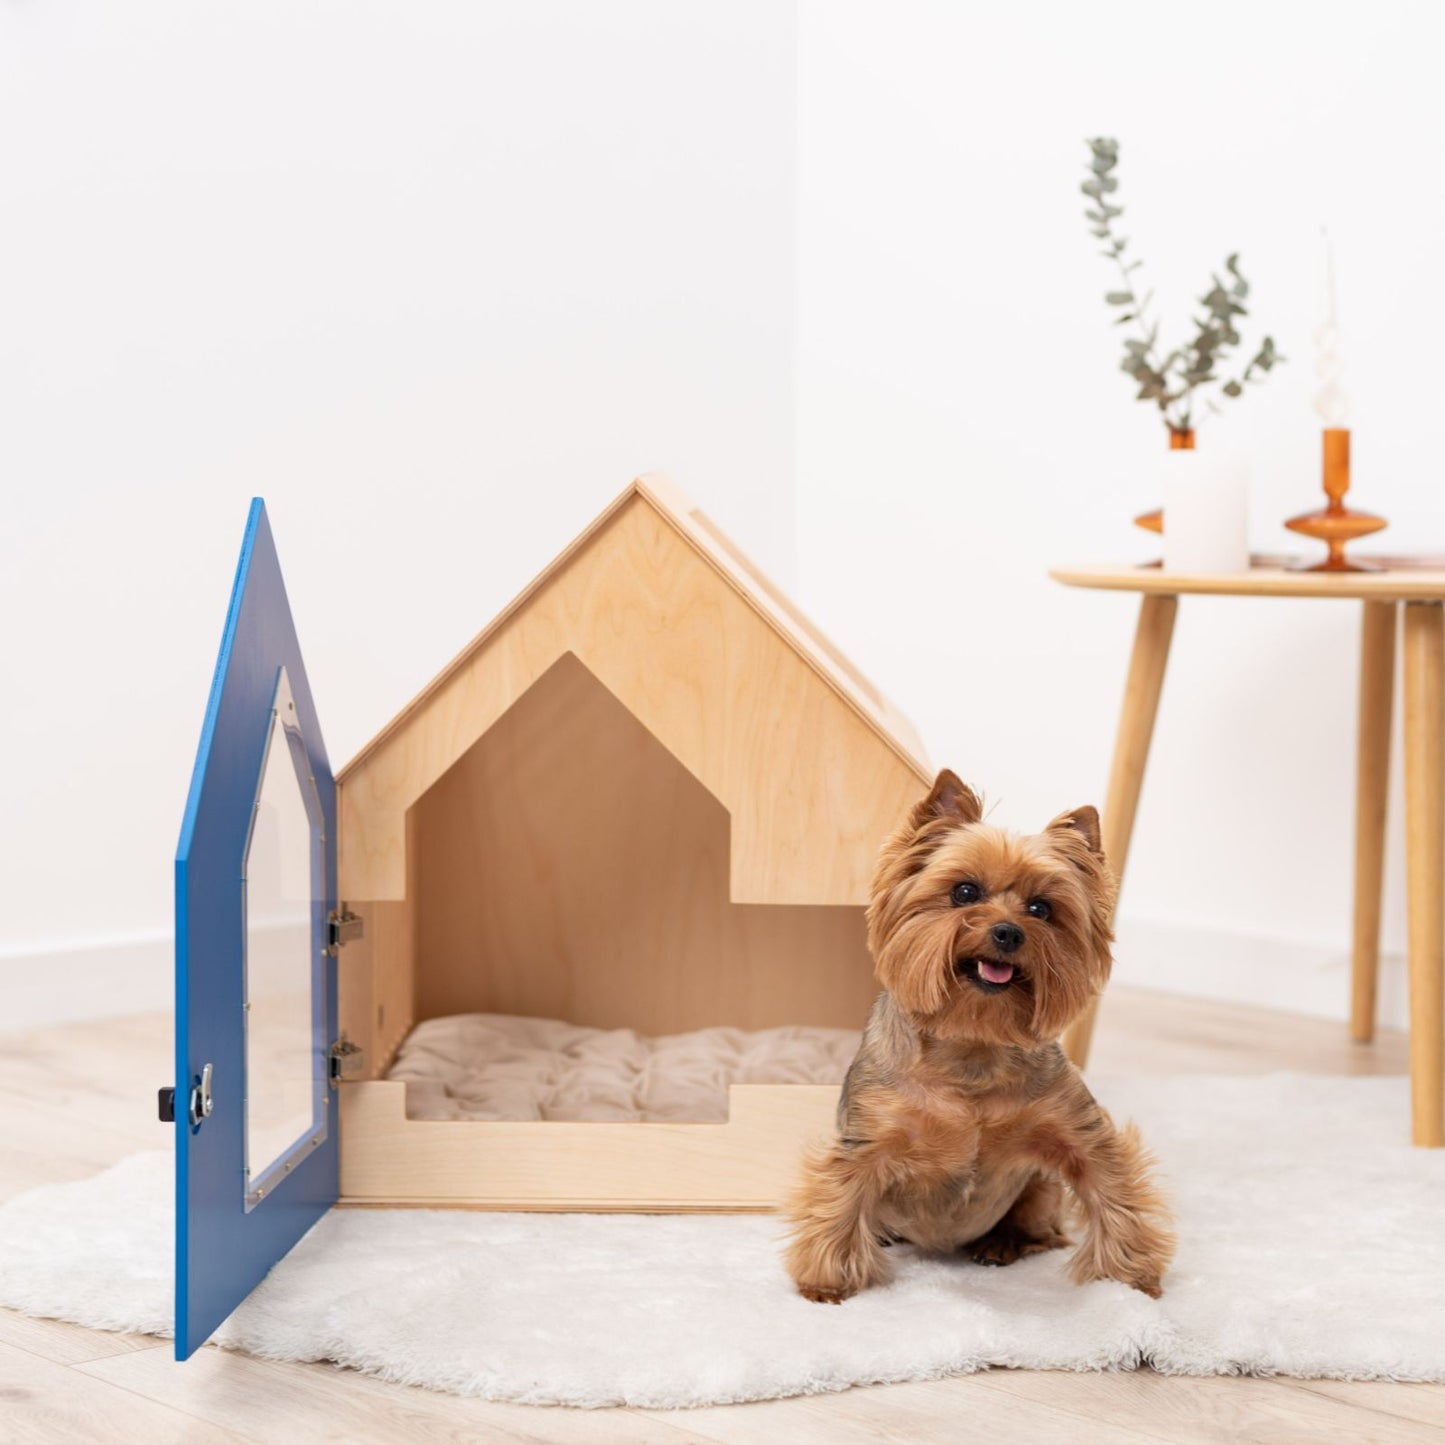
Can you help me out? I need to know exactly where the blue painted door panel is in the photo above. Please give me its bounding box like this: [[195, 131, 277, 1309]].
[[174, 500, 338, 1360]]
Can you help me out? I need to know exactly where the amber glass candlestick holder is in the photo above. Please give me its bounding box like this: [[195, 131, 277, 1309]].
[[1285, 428, 1386, 571], [1134, 426, 1193, 534]]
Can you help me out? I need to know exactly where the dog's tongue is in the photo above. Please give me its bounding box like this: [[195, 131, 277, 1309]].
[[977, 960, 1015, 985]]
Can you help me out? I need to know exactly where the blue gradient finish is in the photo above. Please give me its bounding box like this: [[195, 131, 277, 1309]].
[[174, 500, 338, 1360]]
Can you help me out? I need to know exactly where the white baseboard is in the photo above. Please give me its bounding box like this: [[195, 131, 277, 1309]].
[[0, 916, 1414, 1036], [0, 933, 173, 1032], [1112, 913, 1411, 1034]]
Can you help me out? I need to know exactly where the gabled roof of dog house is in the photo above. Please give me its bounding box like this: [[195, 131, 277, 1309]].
[[336, 474, 932, 906]]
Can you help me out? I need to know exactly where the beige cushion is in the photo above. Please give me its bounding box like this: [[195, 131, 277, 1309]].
[[387, 1012, 862, 1122]]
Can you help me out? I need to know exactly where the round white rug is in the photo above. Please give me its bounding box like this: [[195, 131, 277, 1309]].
[[1, 1074, 1443, 1407]]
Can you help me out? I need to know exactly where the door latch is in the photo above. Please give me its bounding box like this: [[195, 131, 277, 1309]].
[[159, 1064, 214, 1126], [189, 1062, 214, 1127]]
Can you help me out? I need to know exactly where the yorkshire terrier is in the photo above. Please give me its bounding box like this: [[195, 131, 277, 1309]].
[[785, 769, 1174, 1303]]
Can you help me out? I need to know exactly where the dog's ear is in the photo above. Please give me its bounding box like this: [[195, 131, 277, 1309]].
[[1046, 804, 1103, 855], [908, 769, 983, 832]]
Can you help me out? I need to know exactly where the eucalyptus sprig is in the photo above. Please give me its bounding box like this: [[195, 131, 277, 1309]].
[[1083, 137, 1283, 434]]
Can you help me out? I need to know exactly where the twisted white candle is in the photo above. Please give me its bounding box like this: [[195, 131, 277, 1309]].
[[1315, 229, 1349, 426]]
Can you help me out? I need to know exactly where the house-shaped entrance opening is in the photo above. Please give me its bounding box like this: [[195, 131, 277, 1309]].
[[390, 651, 878, 1121]]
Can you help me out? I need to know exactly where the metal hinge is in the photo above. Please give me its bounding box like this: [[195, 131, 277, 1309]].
[[328, 905, 364, 956], [329, 1035, 363, 1087]]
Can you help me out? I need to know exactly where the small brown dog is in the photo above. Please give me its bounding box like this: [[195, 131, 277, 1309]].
[[785, 769, 1174, 1304]]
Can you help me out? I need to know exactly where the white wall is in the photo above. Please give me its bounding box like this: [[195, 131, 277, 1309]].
[[7, 2, 1443, 1035], [0, 1, 798, 1018], [797, 0, 1445, 1027]]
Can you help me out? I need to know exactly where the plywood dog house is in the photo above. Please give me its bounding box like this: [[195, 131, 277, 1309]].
[[172, 475, 930, 1355]]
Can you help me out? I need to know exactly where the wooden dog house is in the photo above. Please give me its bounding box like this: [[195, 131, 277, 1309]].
[[172, 475, 930, 1355]]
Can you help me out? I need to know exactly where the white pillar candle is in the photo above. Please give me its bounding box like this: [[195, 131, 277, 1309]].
[[1162, 452, 1250, 573]]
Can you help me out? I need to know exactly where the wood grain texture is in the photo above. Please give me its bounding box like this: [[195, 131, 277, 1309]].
[[1052, 559, 1445, 602], [335, 896, 414, 1081], [0, 1311, 154, 1368], [330, 479, 926, 1203], [336, 479, 930, 906], [338, 1082, 839, 1209], [78, 1344, 714, 1445], [1402, 602, 1445, 1147], [972, 1365, 1439, 1445], [1353, 600, 1397, 1042], [0, 1339, 243, 1445], [1, 996, 1435, 1443], [1063, 594, 1177, 1067], [639, 1374, 1168, 1445], [1292, 1378, 1445, 1431], [410, 651, 877, 1033]]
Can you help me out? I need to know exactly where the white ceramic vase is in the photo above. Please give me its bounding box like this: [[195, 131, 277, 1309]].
[[1161, 450, 1250, 573]]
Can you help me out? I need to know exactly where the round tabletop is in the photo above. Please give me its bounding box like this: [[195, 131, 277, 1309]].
[[1051, 555, 1445, 602]]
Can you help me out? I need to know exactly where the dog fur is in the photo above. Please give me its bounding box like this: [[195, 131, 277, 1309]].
[[785, 769, 1175, 1303]]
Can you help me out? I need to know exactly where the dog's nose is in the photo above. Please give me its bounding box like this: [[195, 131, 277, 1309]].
[[991, 922, 1024, 954]]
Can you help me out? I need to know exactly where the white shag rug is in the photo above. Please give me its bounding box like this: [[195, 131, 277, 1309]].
[[2, 1074, 1443, 1407]]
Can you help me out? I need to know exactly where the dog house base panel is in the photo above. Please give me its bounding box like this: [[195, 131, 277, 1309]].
[[337, 1081, 841, 1210]]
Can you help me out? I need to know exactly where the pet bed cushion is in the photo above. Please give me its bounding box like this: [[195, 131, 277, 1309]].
[[386, 1012, 863, 1122]]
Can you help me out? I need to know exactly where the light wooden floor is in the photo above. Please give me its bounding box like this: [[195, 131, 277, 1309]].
[[2, 989, 1443, 1444]]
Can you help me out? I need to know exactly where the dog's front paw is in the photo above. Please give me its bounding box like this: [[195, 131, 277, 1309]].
[[796, 1281, 854, 1305], [1070, 1254, 1165, 1299], [967, 1225, 1073, 1268]]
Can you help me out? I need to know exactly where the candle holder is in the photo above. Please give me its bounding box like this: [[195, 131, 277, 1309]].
[[1286, 428, 1386, 572]]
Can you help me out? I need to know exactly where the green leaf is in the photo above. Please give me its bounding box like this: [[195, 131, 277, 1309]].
[[1084, 209, 1106, 223], [1113, 312, 1136, 324], [1221, 380, 1244, 397], [1105, 290, 1134, 305], [1081, 179, 1105, 200]]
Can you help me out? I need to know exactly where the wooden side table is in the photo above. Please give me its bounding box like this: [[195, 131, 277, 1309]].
[[1052, 558, 1445, 1147]]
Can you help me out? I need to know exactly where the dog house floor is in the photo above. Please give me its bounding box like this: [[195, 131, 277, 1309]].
[[384, 1013, 863, 1123]]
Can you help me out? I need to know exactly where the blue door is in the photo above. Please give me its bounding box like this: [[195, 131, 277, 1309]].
[[173, 500, 338, 1360]]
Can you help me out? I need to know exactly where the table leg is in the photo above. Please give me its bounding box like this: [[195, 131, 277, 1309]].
[[1352, 600, 1397, 1042], [1403, 601, 1445, 1147], [1063, 593, 1178, 1068]]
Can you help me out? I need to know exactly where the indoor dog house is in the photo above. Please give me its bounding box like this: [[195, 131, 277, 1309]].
[[172, 476, 930, 1355]]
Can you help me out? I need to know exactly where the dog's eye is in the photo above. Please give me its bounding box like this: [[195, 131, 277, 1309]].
[[1026, 898, 1052, 921], [950, 881, 981, 906]]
